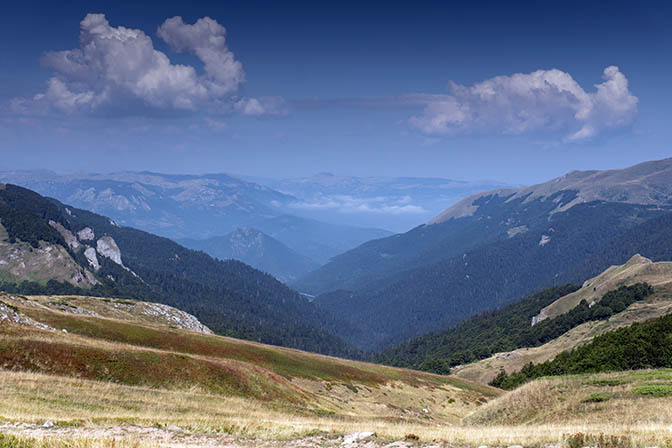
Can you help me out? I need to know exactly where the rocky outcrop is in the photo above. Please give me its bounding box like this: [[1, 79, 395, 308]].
[[96, 236, 123, 266], [84, 247, 100, 271], [0, 238, 97, 287], [77, 227, 95, 241], [140, 303, 213, 334]]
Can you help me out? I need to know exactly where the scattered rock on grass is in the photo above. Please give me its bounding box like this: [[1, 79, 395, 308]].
[[342, 432, 375, 445]]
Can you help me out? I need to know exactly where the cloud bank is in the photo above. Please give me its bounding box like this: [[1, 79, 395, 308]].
[[409, 66, 638, 141], [11, 14, 285, 117], [288, 195, 427, 215]]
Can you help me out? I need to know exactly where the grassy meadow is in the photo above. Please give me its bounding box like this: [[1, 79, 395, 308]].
[[1, 294, 672, 447]]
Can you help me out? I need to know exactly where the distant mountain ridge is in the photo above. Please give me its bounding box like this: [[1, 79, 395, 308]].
[[0, 170, 393, 267], [0, 170, 290, 239], [298, 158, 672, 351], [180, 227, 319, 283], [259, 172, 510, 232], [248, 214, 393, 264]]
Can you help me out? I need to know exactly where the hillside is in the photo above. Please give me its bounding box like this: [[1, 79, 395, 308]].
[[319, 201, 671, 349], [466, 369, 672, 433], [488, 311, 672, 389], [180, 227, 319, 283], [431, 157, 672, 224], [377, 284, 581, 371], [0, 292, 500, 427], [450, 256, 672, 384], [1, 293, 671, 447], [298, 158, 672, 350], [0, 183, 358, 356]]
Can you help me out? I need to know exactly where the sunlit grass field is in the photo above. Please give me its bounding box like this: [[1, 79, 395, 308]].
[[2, 295, 672, 447]]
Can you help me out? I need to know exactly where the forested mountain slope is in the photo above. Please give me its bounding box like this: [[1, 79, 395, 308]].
[[179, 227, 319, 283], [0, 183, 358, 356], [300, 158, 672, 298], [322, 201, 670, 349], [301, 158, 672, 351]]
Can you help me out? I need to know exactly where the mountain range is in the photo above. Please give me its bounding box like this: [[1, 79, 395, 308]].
[[0, 170, 393, 267], [0, 170, 507, 270], [5, 158, 672, 359], [298, 158, 672, 350]]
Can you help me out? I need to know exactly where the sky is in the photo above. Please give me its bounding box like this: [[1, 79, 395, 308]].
[[0, 0, 670, 185]]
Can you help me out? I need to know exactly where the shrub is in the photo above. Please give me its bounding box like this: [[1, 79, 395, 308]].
[[632, 384, 672, 397], [581, 392, 613, 403], [586, 378, 629, 387]]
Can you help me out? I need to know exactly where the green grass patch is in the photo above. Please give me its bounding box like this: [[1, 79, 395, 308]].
[[585, 378, 629, 387], [0, 433, 34, 448], [581, 392, 613, 403], [631, 384, 672, 397], [565, 432, 634, 448], [628, 369, 672, 381]]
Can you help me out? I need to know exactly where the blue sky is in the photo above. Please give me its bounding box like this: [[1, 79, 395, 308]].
[[0, 0, 670, 184]]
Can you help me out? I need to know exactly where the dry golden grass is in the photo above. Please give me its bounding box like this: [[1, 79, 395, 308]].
[[0, 433, 152, 448], [2, 292, 672, 446], [2, 369, 672, 447], [468, 369, 672, 425]]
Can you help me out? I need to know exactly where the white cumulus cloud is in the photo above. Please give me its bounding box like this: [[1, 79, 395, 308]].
[[409, 66, 638, 141], [11, 14, 281, 118], [157, 16, 244, 97]]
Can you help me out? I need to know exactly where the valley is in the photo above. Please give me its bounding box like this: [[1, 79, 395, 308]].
[[3, 159, 672, 447]]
